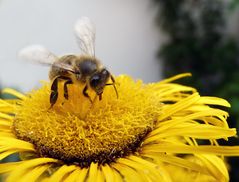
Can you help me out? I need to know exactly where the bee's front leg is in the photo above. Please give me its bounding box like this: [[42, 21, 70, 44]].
[[110, 75, 118, 99], [63, 79, 73, 100], [50, 76, 60, 108], [83, 85, 93, 103], [50, 76, 71, 108]]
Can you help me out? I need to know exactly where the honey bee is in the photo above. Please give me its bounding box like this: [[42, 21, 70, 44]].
[[19, 17, 118, 107]]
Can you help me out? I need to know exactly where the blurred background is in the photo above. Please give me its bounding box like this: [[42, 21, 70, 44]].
[[153, 1, 239, 181], [0, 0, 161, 92], [0, 0, 239, 181]]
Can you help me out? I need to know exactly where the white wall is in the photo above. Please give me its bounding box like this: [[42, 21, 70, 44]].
[[0, 0, 163, 92]]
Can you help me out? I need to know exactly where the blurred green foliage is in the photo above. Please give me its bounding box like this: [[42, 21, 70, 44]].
[[153, 0, 239, 181], [230, 0, 239, 11]]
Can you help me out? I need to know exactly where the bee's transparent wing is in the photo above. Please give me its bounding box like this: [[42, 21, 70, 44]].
[[18, 45, 58, 66], [19, 45, 76, 73], [53, 62, 76, 73], [74, 17, 96, 56]]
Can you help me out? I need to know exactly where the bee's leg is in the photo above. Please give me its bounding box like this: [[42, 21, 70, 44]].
[[83, 85, 93, 103], [50, 76, 60, 108], [99, 93, 102, 100], [110, 75, 119, 98], [63, 79, 73, 100], [50, 76, 69, 108]]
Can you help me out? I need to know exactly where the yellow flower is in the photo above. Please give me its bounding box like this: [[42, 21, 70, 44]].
[[0, 73, 239, 182]]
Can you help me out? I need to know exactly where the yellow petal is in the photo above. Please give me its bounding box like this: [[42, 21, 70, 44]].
[[48, 165, 77, 182], [102, 164, 124, 182], [2, 88, 26, 100], [157, 93, 200, 122], [76, 168, 88, 182], [113, 163, 145, 182], [101, 164, 115, 182], [96, 168, 105, 182], [0, 106, 14, 113], [88, 163, 99, 182], [129, 155, 172, 182], [117, 157, 167, 182], [0, 161, 23, 173], [149, 109, 228, 138], [196, 154, 229, 181], [144, 125, 236, 144], [63, 168, 81, 182], [0, 120, 12, 127], [64, 168, 89, 182], [142, 144, 239, 156], [6, 158, 58, 182], [0, 99, 12, 106], [19, 164, 51, 182], [0, 113, 13, 120], [198, 97, 230, 107], [142, 153, 210, 175], [158, 73, 192, 84], [0, 137, 35, 152]]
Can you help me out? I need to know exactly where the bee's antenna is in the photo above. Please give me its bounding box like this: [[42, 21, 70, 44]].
[[110, 75, 118, 99], [105, 83, 118, 99]]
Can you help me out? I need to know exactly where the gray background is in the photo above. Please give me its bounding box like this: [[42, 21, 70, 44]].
[[0, 0, 238, 92], [0, 0, 163, 92]]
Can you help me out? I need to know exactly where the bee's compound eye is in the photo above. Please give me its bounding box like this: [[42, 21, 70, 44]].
[[102, 69, 109, 76], [90, 75, 101, 87]]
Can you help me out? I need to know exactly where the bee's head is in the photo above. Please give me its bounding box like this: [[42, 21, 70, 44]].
[[89, 68, 110, 95]]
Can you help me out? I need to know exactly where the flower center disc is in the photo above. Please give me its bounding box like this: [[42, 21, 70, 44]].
[[13, 76, 161, 167]]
